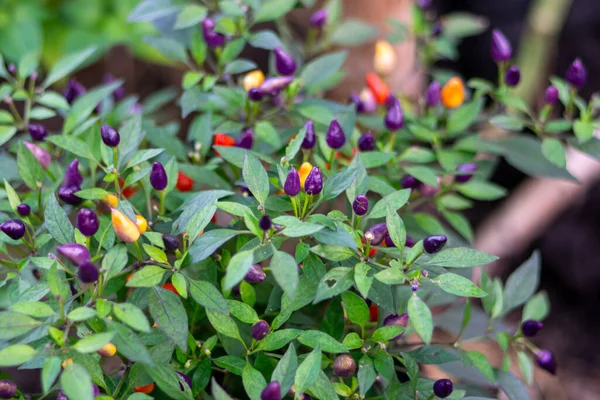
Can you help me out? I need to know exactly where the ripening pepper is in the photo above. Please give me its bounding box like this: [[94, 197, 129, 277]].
[[505, 66, 521, 87], [56, 243, 91, 266], [78, 262, 99, 283], [176, 372, 191, 391], [214, 133, 236, 156], [365, 72, 390, 105], [521, 320, 543, 337], [259, 215, 272, 231], [384, 96, 404, 131], [310, 9, 327, 28], [425, 81, 441, 107], [162, 282, 180, 295], [248, 88, 263, 102], [162, 234, 179, 252], [383, 313, 409, 340], [455, 163, 477, 183], [103, 194, 119, 208], [64, 159, 83, 186], [134, 383, 155, 394], [333, 354, 357, 377], [176, 171, 194, 192], [357, 132, 375, 151], [545, 86, 559, 104], [63, 79, 86, 104], [353, 195, 369, 216], [236, 129, 254, 149], [243, 70, 265, 92], [0, 380, 17, 399], [111, 208, 141, 243], [135, 215, 148, 233], [441, 77, 465, 108], [97, 343, 117, 357], [245, 264, 266, 283], [535, 349, 556, 374], [258, 76, 294, 97], [24, 141, 51, 169], [364, 222, 388, 245], [298, 162, 313, 189], [374, 40, 397, 75]]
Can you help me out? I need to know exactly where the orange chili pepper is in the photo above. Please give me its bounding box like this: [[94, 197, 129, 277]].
[[97, 343, 117, 357], [135, 215, 148, 233], [298, 162, 313, 189], [441, 77, 465, 109], [134, 383, 155, 394], [374, 40, 396, 76], [366, 72, 390, 105], [111, 208, 141, 243], [243, 70, 265, 91]]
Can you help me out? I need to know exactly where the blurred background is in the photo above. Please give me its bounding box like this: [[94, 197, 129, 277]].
[[1, 0, 599, 398]]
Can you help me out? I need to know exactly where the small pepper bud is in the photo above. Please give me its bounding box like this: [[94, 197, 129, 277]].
[[134, 383, 155, 394], [97, 343, 117, 357], [111, 208, 141, 243], [284, 167, 301, 197], [455, 163, 477, 183], [77, 208, 99, 237], [78, 262, 99, 283], [411, 284, 419, 291], [243, 70, 265, 92], [135, 215, 148, 233], [333, 354, 357, 377], [505, 66, 521, 87], [100, 125, 120, 147], [176, 372, 191, 391], [245, 264, 266, 283], [545, 85, 559, 104], [521, 320, 543, 337], [259, 76, 294, 97], [176, 171, 194, 192], [535, 349, 556, 374], [58, 184, 82, 206], [236, 129, 254, 149], [0, 219, 26, 240], [0, 380, 17, 399], [274, 47, 296, 75], [298, 162, 313, 189], [304, 167, 323, 195], [150, 162, 168, 191], [63, 79, 86, 104], [401, 175, 420, 189], [364, 223, 388, 245], [441, 77, 465, 109], [301, 120, 316, 149], [358, 132, 375, 151], [24, 141, 51, 169], [566, 59, 586, 88], [248, 88, 264, 102], [29, 124, 48, 141], [16, 203, 31, 217], [252, 320, 269, 340], [57, 243, 91, 266], [353, 195, 369, 216], [383, 313, 409, 340], [261, 381, 281, 400], [365, 72, 390, 105], [384, 96, 404, 131], [162, 234, 180, 252], [259, 215, 272, 231], [433, 378, 453, 398], [374, 40, 397, 76], [326, 119, 346, 149], [310, 8, 328, 28], [491, 29, 512, 62], [425, 81, 441, 107], [423, 235, 447, 254]]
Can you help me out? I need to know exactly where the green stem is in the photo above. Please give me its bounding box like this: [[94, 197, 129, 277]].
[[95, 225, 112, 257], [301, 195, 311, 219], [353, 215, 361, 230], [159, 190, 165, 216], [290, 196, 298, 218], [328, 150, 336, 172], [37, 185, 43, 218], [112, 369, 129, 399], [497, 61, 507, 90], [6, 99, 23, 127], [134, 241, 143, 262]]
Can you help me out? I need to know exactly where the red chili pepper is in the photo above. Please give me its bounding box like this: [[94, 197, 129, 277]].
[[366, 72, 390, 105], [213, 133, 235, 156], [119, 178, 137, 199], [162, 283, 179, 296], [176, 171, 194, 192], [369, 304, 379, 322]]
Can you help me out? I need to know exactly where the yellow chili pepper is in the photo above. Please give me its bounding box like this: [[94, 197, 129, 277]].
[[441, 77, 465, 109], [374, 40, 396, 76], [243, 70, 265, 92], [61, 358, 73, 368], [97, 343, 117, 357], [135, 215, 148, 233], [298, 162, 313, 189], [102, 193, 118, 208], [111, 208, 141, 243]]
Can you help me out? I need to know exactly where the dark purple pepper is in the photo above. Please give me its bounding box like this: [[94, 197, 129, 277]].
[[162, 234, 180, 252], [455, 163, 477, 183], [301, 121, 316, 149], [491, 29, 512, 62], [0, 380, 17, 399], [384, 97, 404, 131], [150, 162, 168, 191], [358, 132, 375, 151], [535, 349, 556, 374], [176, 372, 191, 391], [364, 223, 388, 245], [310, 9, 328, 28], [566, 59, 586, 88], [304, 167, 323, 196], [353, 195, 369, 216], [349, 93, 365, 113], [431, 21, 442, 37], [241, 186, 254, 198], [100, 125, 120, 147], [245, 264, 266, 283], [326, 119, 346, 149], [383, 313, 409, 340], [29, 124, 48, 141], [64, 159, 83, 186], [274, 47, 296, 75], [77, 208, 99, 237], [425, 81, 441, 107], [103, 74, 125, 101], [333, 354, 357, 377], [78, 262, 99, 283], [251, 320, 269, 340], [248, 88, 263, 102], [521, 320, 543, 337], [57, 243, 91, 266], [259, 215, 272, 231], [411, 284, 419, 291], [544, 86, 559, 104], [384, 233, 395, 248], [16, 203, 31, 217], [57, 394, 68, 400], [58, 184, 82, 206], [505, 66, 521, 86], [201, 19, 225, 48], [92, 384, 100, 397], [259, 76, 294, 97], [64, 79, 86, 104], [405, 236, 416, 248], [401, 175, 420, 189], [433, 379, 453, 398], [0, 219, 26, 240], [69, 283, 77, 296], [260, 381, 281, 400], [423, 235, 447, 254], [284, 168, 301, 197], [236, 129, 253, 149]]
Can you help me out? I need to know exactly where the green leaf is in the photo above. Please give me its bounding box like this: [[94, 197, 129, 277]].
[[254, 0, 296, 23], [310, 244, 355, 261], [354, 262, 374, 299], [436, 273, 487, 297], [145, 36, 188, 63], [112, 303, 152, 333], [102, 245, 128, 281], [358, 355, 376, 396], [407, 294, 433, 344], [386, 206, 406, 255], [341, 291, 369, 328], [213, 356, 245, 375], [126, 266, 167, 287], [43, 47, 96, 87], [403, 165, 439, 187], [408, 346, 459, 364], [9, 301, 55, 318], [73, 332, 116, 354], [185, 201, 217, 243], [301, 51, 348, 88], [458, 180, 507, 200], [143, 245, 169, 265], [497, 371, 530, 400], [464, 351, 495, 382], [108, 321, 154, 365], [270, 249, 299, 299], [63, 81, 122, 134], [0, 125, 17, 147], [47, 134, 93, 161], [0, 344, 37, 367], [3, 179, 21, 212], [189, 229, 242, 263], [517, 351, 533, 385], [144, 364, 194, 400], [206, 310, 242, 341], [243, 153, 270, 205], [68, 307, 97, 321], [74, 188, 109, 200], [573, 119, 595, 142], [541, 137, 566, 168], [44, 194, 74, 244], [294, 346, 322, 393], [504, 251, 540, 312], [272, 216, 325, 237], [427, 247, 498, 268], [188, 279, 229, 314], [224, 59, 257, 74], [149, 287, 188, 351], [374, 268, 406, 284], [343, 332, 363, 349], [256, 329, 302, 351], [173, 4, 207, 29], [61, 363, 94, 400], [314, 267, 354, 303], [369, 189, 411, 219], [522, 291, 550, 321], [18, 141, 43, 189], [249, 30, 282, 50], [42, 357, 62, 393], [242, 363, 267, 400], [227, 300, 259, 324], [372, 326, 405, 342], [489, 115, 525, 131], [444, 12, 488, 38], [0, 312, 42, 340], [331, 19, 379, 45], [447, 98, 483, 133], [272, 345, 298, 395], [298, 330, 348, 353], [220, 38, 246, 64], [212, 378, 234, 400], [224, 251, 254, 290], [322, 168, 358, 201]]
